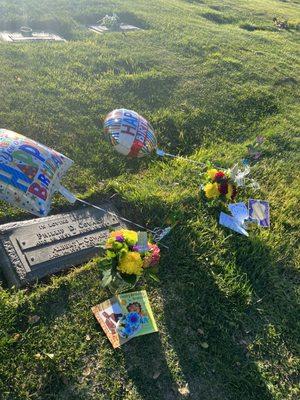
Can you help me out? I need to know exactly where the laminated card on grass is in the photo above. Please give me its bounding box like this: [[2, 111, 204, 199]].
[[92, 290, 158, 348]]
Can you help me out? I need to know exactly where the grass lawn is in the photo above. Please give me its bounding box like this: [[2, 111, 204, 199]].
[[0, 0, 299, 399]]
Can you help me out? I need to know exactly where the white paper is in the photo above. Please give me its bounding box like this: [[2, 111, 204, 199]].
[[219, 212, 249, 236], [228, 202, 249, 224]]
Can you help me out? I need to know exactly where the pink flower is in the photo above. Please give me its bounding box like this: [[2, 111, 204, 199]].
[[143, 244, 160, 268], [151, 244, 160, 265]]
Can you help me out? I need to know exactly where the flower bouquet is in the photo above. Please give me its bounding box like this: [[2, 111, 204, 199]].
[[99, 229, 160, 294], [99, 13, 121, 31], [202, 168, 238, 205]]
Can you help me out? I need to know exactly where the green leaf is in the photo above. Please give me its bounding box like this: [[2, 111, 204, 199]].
[[149, 272, 160, 282], [150, 265, 159, 274], [119, 247, 129, 257], [98, 258, 112, 271], [106, 250, 117, 259], [200, 342, 209, 349], [101, 269, 113, 287]]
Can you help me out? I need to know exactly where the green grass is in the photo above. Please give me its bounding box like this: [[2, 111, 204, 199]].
[[0, 0, 299, 399]]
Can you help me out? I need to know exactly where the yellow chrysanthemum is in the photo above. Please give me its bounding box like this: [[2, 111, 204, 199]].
[[109, 229, 138, 245], [118, 252, 143, 275], [207, 169, 218, 180], [122, 230, 138, 245], [204, 182, 220, 199], [226, 184, 233, 199]]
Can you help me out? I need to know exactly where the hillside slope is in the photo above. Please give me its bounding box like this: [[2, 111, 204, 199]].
[[0, 1, 299, 399]]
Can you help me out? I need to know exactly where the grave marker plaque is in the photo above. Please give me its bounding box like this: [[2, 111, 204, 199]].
[[0, 32, 66, 42], [0, 205, 124, 287], [88, 24, 141, 34]]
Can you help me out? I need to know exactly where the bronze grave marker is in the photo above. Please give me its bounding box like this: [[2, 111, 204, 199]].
[[0, 205, 124, 287]]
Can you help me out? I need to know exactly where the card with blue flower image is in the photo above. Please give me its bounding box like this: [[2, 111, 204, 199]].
[[92, 290, 158, 348]]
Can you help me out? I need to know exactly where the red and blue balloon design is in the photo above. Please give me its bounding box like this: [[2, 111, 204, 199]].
[[104, 109, 157, 158]]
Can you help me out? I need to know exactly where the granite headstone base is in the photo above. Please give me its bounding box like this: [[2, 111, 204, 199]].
[[0, 205, 124, 287]]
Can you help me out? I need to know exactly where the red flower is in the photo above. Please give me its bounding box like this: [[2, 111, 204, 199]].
[[214, 171, 226, 183], [218, 182, 228, 195]]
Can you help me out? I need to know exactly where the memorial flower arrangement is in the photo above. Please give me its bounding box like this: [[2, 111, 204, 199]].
[[99, 13, 121, 31], [99, 229, 160, 294], [202, 168, 237, 204]]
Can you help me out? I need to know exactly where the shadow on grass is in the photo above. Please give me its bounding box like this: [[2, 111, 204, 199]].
[[119, 196, 276, 400], [2, 192, 296, 399], [122, 335, 178, 400], [229, 234, 300, 356]]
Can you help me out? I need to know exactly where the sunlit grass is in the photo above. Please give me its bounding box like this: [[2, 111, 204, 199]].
[[0, 0, 299, 399]]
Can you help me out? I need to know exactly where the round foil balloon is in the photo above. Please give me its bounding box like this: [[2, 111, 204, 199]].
[[0, 129, 73, 217], [104, 109, 157, 158]]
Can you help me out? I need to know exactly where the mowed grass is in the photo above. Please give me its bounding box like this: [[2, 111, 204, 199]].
[[0, 0, 299, 399]]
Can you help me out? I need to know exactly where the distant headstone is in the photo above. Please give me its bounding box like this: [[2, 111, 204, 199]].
[[88, 24, 141, 34], [120, 24, 141, 31], [0, 32, 66, 42], [0, 205, 124, 287]]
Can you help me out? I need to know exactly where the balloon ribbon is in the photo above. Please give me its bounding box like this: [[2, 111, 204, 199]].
[[156, 149, 220, 168], [57, 185, 170, 249]]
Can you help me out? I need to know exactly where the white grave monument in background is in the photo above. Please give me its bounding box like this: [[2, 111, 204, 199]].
[[0, 26, 66, 42], [89, 24, 141, 35]]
